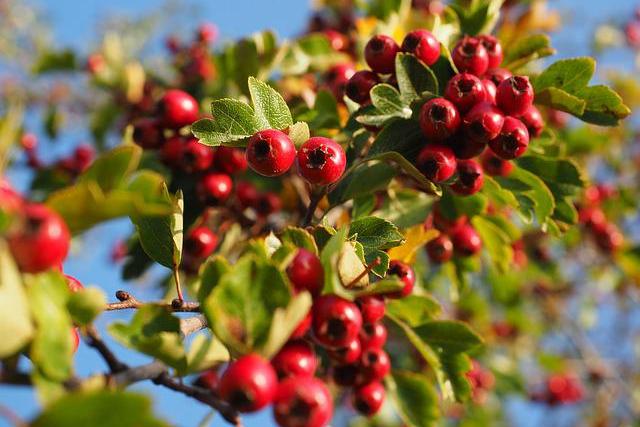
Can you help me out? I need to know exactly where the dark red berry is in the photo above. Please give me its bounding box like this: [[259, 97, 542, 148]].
[[72, 144, 94, 173], [482, 79, 497, 104], [484, 67, 512, 86], [214, 146, 248, 175], [359, 322, 387, 349], [365, 35, 400, 74], [312, 295, 362, 348], [356, 296, 386, 324], [297, 137, 346, 186], [432, 203, 467, 233], [8, 204, 70, 273], [463, 102, 505, 144], [518, 105, 544, 138], [65, 275, 84, 293], [197, 173, 233, 206], [593, 222, 624, 253], [184, 226, 218, 259], [345, 71, 380, 104], [478, 35, 503, 68], [353, 381, 386, 416], [325, 63, 356, 100], [327, 337, 362, 364], [496, 76, 534, 116], [291, 311, 312, 339], [160, 89, 199, 129], [287, 249, 324, 297], [181, 138, 214, 173], [401, 29, 441, 66], [236, 181, 259, 209], [255, 192, 282, 217], [452, 36, 489, 76], [481, 150, 513, 176], [416, 144, 457, 183], [489, 116, 529, 160], [132, 118, 163, 149], [359, 347, 391, 382], [324, 29, 349, 52], [218, 354, 277, 413], [451, 224, 482, 256], [419, 98, 461, 141], [197, 23, 218, 43], [451, 159, 484, 195], [387, 260, 415, 298], [450, 136, 487, 160], [273, 376, 333, 427], [246, 129, 296, 177], [332, 363, 360, 387], [444, 73, 487, 113], [160, 136, 185, 169], [195, 369, 220, 392], [271, 340, 318, 379], [426, 234, 454, 263]]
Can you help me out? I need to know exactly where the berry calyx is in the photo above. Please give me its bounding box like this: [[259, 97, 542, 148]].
[[287, 248, 324, 297], [246, 129, 296, 177], [489, 116, 530, 160], [451, 224, 482, 256], [345, 71, 380, 104], [452, 36, 489, 76], [365, 35, 400, 74], [496, 76, 534, 116], [463, 102, 505, 144], [312, 295, 363, 348], [445, 73, 487, 113], [297, 137, 346, 186], [271, 340, 318, 379], [401, 29, 441, 66], [478, 35, 503, 68], [419, 98, 461, 142], [218, 354, 277, 413], [273, 376, 333, 427], [160, 89, 199, 129], [416, 144, 457, 183], [197, 173, 233, 206], [426, 234, 454, 263], [451, 159, 484, 196], [386, 260, 415, 298], [353, 381, 386, 416]]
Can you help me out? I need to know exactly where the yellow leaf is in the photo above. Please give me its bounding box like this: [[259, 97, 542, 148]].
[[388, 225, 439, 264]]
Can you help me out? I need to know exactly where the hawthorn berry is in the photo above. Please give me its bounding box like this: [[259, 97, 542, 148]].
[[356, 296, 386, 324], [160, 89, 199, 129], [287, 249, 324, 297], [160, 136, 185, 169], [432, 204, 467, 233], [519, 105, 544, 138], [444, 73, 487, 113], [359, 322, 387, 349], [324, 29, 349, 52], [452, 36, 489, 76], [195, 369, 220, 392], [593, 223, 624, 253], [291, 311, 312, 339], [489, 116, 530, 160], [401, 29, 441, 66], [184, 226, 218, 259], [484, 67, 512, 86], [481, 150, 513, 176], [312, 295, 363, 348], [181, 138, 214, 173], [426, 234, 454, 263], [496, 76, 534, 116], [214, 146, 248, 175], [273, 376, 333, 427], [246, 129, 296, 177], [359, 347, 391, 382], [387, 260, 415, 298], [345, 71, 380, 104], [8, 204, 70, 273], [463, 102, 505, 144], [327, 337, 362, 364], [132, 118, 163, 149], [482, 79, 497, 104], [65, 275, 84, 293], [451, 159, 484, 196], [331, 363, 360, 387], [297, 137, 346, 186], [419, 98, 461, 141], [325, 63, 356, 100], [255, 192, 282, 217], [450, 136, 487, 160], [235, 181, 259, 209], [451, 224, 482, 256], [353, 381, 386, 416], [478, 35, 503, 68], [365, 35, 400, 74], [416, 144, 457, 183], [196, 22, 218, 43], [218, 354, 277, 413], [197, 173, 233, 206], [271, 340, 318, 379]]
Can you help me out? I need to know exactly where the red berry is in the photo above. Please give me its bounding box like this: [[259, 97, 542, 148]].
[[478, 35, 503, 68], [197, 23, 218, 43], [65, 275, 84, 293], [481, 150, 513, 176], [489, 116, 529, 160], [450, 136, 487, 160], [256, 192, 282, 217], [214, 146, 248, 175], [73, 144, 94, 173], [327, 337, 362, 364], [365, 35, 400, 74], [359, 347, 391, 382], [181, 138, 214, 173], [273, 376, 333, 427], [496, 76, 534, 116], [197, 173, 233, 206], [86, 54, 104, 75], [359, 322, 387, 349], [518, 105, 544, 138], [419, 98, 461, 142], [444, 73, 487, 113], [184, 226, 218, 259], [271, 340, 318, 379], [452, 36, 489, 76], [401, 29, 441, 66], [325, 63, 356, 100], [312, 295, 362, 348], [625, 21, 640, 47], [291, 311, 312, 339], [218, 354, 277, 413], [345, 71, 380, 104], [451, 159, 484, 195], [426, 234, 454, 263], [432, 204, 467, 233], [287, 249, 324, 297], [386, 260, 415, 298], [353, 381, 386, 416], [8, 204, 70, 273], [451, 224, 482, 256], [356, 296, 386, 324], [246, 129, 296, 177], [416, 144, 457, 183], [132, 118, 163, 149], [160, 89, 199, 129], [484, 67, 512, 86], [195, 369, 220, 392], [236, 181, 259, 209], [481, 79, 497, 104], [20, 133, 37, 151], [324, 29, 349, 52], [593, 223, 624, 253], [160, 136, 185, 169], [331, 363, 360, 387], [297, 137, 346, 186], [463, 102, 505, 144]]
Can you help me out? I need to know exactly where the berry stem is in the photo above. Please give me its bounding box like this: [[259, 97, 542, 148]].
[[301, 187, 327, 227], [346, 257, 381, 288], [173, 266, 184, 302]]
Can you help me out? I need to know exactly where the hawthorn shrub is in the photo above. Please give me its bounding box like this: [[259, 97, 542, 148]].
[[0, 0, 639, 426]]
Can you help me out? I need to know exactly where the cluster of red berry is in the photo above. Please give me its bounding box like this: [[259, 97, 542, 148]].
[[465, 360, 495, 405], [165, 23, 218, 88], [624, 8, 640, 49], [424, 203, 482, 264], [577, 184, 624, 253], [20, 133, 94, 178], [531, 373, 584, 406]]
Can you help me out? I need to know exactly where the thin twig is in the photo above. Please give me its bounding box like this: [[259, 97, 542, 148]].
[[173, 267, 184, 303], [105, 290, 200, 312], [302, 188, 326, 227], [0, 369, 31, 386], [85, 326, 128, 373], [346, 257, 381, 288]]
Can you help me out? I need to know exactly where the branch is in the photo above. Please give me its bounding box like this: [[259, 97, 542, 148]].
[[106, 290, 200, 312], [301, 187, 327, 227], [0, 369, 31, 386], [85, 326, 128, 373]]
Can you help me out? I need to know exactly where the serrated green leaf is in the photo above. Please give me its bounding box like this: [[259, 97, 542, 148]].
[[196, 256, 231, 302], [67, 288, 107, 326], [328, 162, 396, 206], [386, 294, 442, 326], [535, 87, 587, 116], [349, 216, 404, 250], [388, 371, 440, 427], [576, 85, 631, 126], [471, 216, 513, 273], [395, 53, 439, 104], [280, 227, 318, 254], [79, 145, 141, 192], [371, 83, 412, 116], [192, 99, 259, 146], [413, 320, 483, 353], [287, 121, 310, 148], [534, 57, 596, 93], [261, 292, 312, 358], [503, 34, 555, 70], [248, 77, 293, 130], [320, 227, 351, 298]]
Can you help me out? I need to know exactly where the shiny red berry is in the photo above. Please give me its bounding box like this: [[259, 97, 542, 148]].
[[463, 102, 505, 144], [297, 137, 346, 186], [287, 249, 324, 297], [484, 67, 512, 86], [419, 98, 461, 141], [451, 159, 484, 196], [65, 275, 84, 293], [444, 73, 487, 113], [478, 35, 503, 68], [359, 322, 387, 349], [416, 144, 457, 183], [214, 146, 248, 175], [345, 71, 380, 104], [365, 35, 400, 74], [218, 354, 277, 413], [496, 76, 534, 116], [481, 150, 513, 176], [246, 129, 296, 177], [197, 173, 233, 206], [160, 89, 199, 129], [327, 337, 362, 364], [184, 226, 218, 259], [518, 105, 544, 138], [353, 381, 386, 416], [271, 340, 318, 379], [426, 234, 454, 263], [401, 29, 441, 66], [452, 36, 489, 76], [273, 376, 333, 427], [324, 29, 349, 52], [356, 296, 386, 324], [312, 295, 362, 348], [181, 138, 214, 173], [359, 347, 391, 382], [325, 63, 356, 100], [489, 116, 529, 160], [8, 204, 70, 273], [451, 224, 482, 256], [387, 260, 415, 298], [481, 79, 497, 104]]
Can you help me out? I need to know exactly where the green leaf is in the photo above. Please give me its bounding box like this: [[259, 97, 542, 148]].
[[328, 162, 396, 205], [349, 216, 404, 250], [66, 288, 107, 326], [248, 76, 293, 130], [196, 256, 231, 302], [79, 145, 142, 192], [191, 99, 259, 146], [320, 227, 351, 298], [387, 371, 440, 427], [471, 216, 513, 273], [441, 352, 473, 402], [368, 118, 423, 158], [535, 87, 586, 116], [32, 49, 77, 74], [495, 167, 555, 225], [0, 245, 34, 358], [395, 53, 439, 104], [287, 121, 310, 148], [575, 85, 632, 126], [185, 334, 230, 374], [261, 292, 312, 358], [533, 57, 596, 93], [368, 151, 441, 196], [376, 189, 433, 229], [413, 320, 483, 353], [371, 84, 410, 114], [386, 295, 441, 326], [438, 189, 488, 220], [503, 34, 555, 70], [449, 0, 504, 35], [32, 391, 169, 427], [280, 227, 318, 254]]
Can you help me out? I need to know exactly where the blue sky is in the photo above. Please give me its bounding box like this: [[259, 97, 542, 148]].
[[2, 0, 639, 426]]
